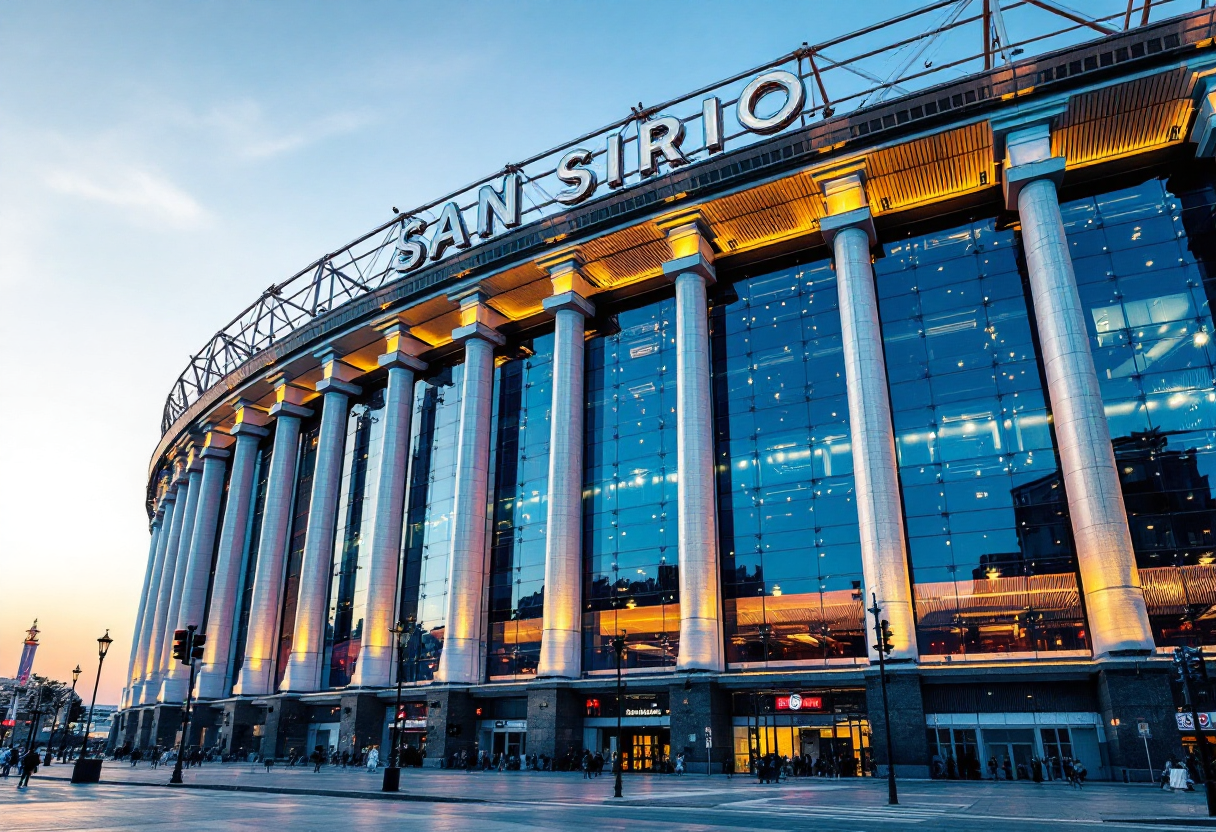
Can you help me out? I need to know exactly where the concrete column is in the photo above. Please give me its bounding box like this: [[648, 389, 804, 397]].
[[536, 253, 594, 679], [196, 407, 269, 700], [147, 462, 195, 699], [350, 324, 427, 688], [125, 496, 166, 705], [233, 377, 313, 696], [436, 292, 505, 684], [817, 171, 918, 662], [525, 684, 584, 760], [864, 669, 930, 777], [161, 435, 231, 703], [137, 485, 178, 704], [1002, 121, 1154, 655], [281, 352, 361, 692], [156, 461, 202, 701], [657, 211, 723, 672]]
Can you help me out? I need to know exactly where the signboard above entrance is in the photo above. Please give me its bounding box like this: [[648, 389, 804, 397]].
[[775, 694, 825, 712]]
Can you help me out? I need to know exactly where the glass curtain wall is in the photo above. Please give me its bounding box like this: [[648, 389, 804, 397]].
[[487, 335, 553, 679], [712, 259, 867, 665], [275, 424, 320, 689], [1062, 175, 1216, 646], [231, 440, 271, 689], [398, 365, 463, 681], [323, 386, 387, 688], [583, 299, 680, 671], [876, 219, 1087, 657]]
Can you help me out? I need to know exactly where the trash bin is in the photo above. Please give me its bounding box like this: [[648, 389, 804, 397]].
[[382, 766, 400, 792]]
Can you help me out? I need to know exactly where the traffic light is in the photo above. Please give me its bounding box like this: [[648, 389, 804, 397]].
[[876, 620, 895, 656], [1174, 645, 1208, 686], [172, 629, 190, 664], [190, 632, 206, 661]]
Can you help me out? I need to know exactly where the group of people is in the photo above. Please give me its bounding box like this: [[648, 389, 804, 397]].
[[752, 751, 863, 782], [931, 751, 1086, 785], [0, 746, 45, 789], [1161, 755, 1206, 791]]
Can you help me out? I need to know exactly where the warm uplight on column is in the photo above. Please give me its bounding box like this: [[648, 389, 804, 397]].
[[815, 161, 919, 663], [995, 105, 1154, 656], [536, 249, 594, 679], [656, 207, 724, 673]]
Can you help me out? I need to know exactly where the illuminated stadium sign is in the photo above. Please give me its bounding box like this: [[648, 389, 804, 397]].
[[392, 70, 806, 274]]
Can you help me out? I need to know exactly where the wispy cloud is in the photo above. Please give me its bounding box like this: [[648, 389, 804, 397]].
[[196, 100, 375, 161], [46, 167, 208, 228]]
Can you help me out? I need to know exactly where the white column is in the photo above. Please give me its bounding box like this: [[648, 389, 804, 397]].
[[148, 464, 195, 699], [124, 500, 165, 707], [161, 438, 230, 703], [138, 484, 178, 704], [1003, 124, 1154, 654], [436, 296, 505, 684], [281, 355, 360, 692], [350, 325, 426, 688], [196, 411, 268, 700], [537, 254, 594, 679], [157, 462, 202, 702], [819, 173, 918, 662], [234, 378, 312, 696], [658, 212, 724, 672]]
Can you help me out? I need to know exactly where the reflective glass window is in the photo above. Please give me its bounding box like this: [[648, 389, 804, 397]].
[[275, 423, 320, 689], [1063, 176, 1216, 646], [713, 259, 867, 665], [398, 364, 463, 682], [323, 385, 387, 688], [877, 219, 1088, 656], [487, 335, 554, 679], [583, 299, 680, 670]]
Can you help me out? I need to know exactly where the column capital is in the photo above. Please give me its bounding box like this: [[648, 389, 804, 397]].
[[267, 373, 314, 419], [313, 347, 362, 397], [375, 319, 430, 372], [449, 286, 508, 329], [990, 101, 1068, 210], [200, 445, 231, 461], [1191, 75, 1216, 157], [813, 164, 877, 246], [543, 291, 595, 317], [657, 208, 715, 283], [228, 398, 270, 438], [452, 320, 507, 346], [820, 206, 876, 248]]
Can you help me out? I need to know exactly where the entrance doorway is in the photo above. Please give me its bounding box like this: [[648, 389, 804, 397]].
[[619, 728, 670, 771], [982, 728, 1035, 779], [491, 730, 526, 760]]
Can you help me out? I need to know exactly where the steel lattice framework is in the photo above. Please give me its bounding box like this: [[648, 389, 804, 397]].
[[160, 0, 1193, 435]]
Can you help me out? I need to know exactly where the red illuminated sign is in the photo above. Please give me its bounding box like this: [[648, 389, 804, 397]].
[[775, 694, 823, 712]]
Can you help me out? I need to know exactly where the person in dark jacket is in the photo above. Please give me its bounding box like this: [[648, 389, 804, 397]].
[[17, 748, 40, 788]]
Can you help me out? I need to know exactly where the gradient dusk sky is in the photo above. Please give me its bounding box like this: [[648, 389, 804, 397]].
[[0, 0, 1120, 703]]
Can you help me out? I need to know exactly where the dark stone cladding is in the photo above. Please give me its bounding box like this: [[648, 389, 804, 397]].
[[149, 8, 1216, 491]]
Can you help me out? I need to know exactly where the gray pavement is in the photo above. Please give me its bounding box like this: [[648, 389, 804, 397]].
[[0, 762, 1211, 831]]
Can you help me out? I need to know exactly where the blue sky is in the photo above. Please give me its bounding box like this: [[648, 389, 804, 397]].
[[0, 0, 1134, 699]]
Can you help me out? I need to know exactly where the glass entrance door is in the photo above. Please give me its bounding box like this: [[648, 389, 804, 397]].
[[621, 729, 670, 771]]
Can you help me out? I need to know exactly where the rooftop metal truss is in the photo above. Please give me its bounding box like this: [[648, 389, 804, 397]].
[[160, 0, 1197, 435]]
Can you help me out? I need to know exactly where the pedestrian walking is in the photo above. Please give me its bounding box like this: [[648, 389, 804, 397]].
[[675, 753, 685, 775], [311, 746, 324, 773], [366, 746, 379, 772], [17, 748, 40, 789], [0, 747, 11, 778]]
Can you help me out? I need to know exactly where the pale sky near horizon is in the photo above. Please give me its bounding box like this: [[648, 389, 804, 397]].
[[0, 0, 1129, 703]]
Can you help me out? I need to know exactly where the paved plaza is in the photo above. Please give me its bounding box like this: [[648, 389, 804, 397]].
[[0, 764, 1212, 831]]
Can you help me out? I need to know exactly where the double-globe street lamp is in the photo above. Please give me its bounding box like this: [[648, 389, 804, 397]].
[[71, 630, 112, 784]]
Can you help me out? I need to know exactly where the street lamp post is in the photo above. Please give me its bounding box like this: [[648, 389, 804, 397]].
[[383, 619, 407, 793], [867, 594, 898, 806], [58, 666, 82, 761], [71, 630, 113, 784], [612, 631, 626, 799], [23, 683, 46, 756]]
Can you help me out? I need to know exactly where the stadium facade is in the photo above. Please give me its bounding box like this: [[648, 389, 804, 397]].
[[117, 6, 1216, 779]]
